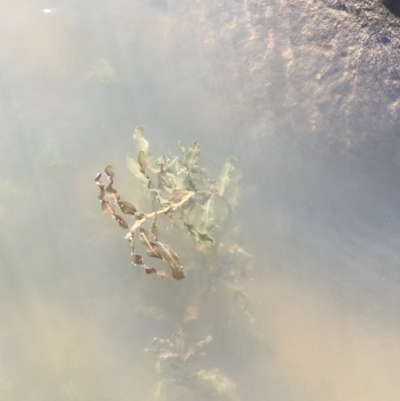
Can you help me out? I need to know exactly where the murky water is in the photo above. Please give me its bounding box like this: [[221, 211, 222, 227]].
[[1, 1, 400, 400]]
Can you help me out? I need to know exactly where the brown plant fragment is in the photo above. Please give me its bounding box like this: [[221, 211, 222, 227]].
[[197, 232, 214, 244], [131, 253, 143, 265], [156, 241, 185, 280], [118, 200, 137, 215], [97, 184, 106, 200], [101, 200, 115, 214], [151, 215, 160, 241], [112, 214, 129, 229], [139, 228, 162, 258], [105, 165, 115, 180], [106, 182, 120, 200]]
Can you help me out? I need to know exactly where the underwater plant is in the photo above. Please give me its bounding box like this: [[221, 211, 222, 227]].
[[146, 327, 239, 401], [38, 141, 76, 173], [94, 126, 257, 400], [94, 126, 247, 282], [85, 59, 118, 85]]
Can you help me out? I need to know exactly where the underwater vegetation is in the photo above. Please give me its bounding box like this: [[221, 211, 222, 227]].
[[84, 59, 118, 85], [95, 126, 245, 281], [146, 327, 239, 401], [94, 126, 259, 400], [38, 142, 76, 173]]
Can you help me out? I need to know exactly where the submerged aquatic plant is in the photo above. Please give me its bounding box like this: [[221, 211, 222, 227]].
[[85, 59, 118, 85], [94, 126, 257, 401], [146, 327, 239, 401], [146, 327, 212, 386], [94, 126, 248, 282], [38, 141, 76, 173], [95, 163, 184, 280]]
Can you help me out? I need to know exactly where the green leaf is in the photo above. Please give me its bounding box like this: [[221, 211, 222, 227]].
[[138, 150, 148, 174], [195, 369, 239, 400], [185, 335, 212, 364], [166, 170, 186, 190], [177, 140, 185, 155], [199, 196, 215, 235], [157, 171, 172, 189], [197, 232, 214, 243], [218, 156, 242, 197], [184, 175, 197, 191], [184, 140, 200, 172], [227, 186, 241, 209], [133, 126, 158, 173], [126, 155, 148, 184], [133, 126, 149, 153]]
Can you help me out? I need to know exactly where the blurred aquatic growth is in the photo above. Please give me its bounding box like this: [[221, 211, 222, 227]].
[[93, 126, 263, 400], [84, 59, 119, 85], [38, 141, 77, 173]]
